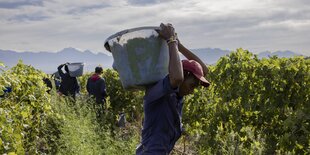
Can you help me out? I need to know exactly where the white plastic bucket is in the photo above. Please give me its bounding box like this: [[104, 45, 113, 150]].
[[67, 62, 84, 77], [104, 26, 169, 90]]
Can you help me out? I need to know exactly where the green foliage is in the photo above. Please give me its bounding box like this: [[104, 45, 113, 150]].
[[79, 69, 144, 122], [0, 62, 141, 154], [78, 72, 92, 94], [0, 60, 52, 154], [1, 49, 309, 154], [48, 94, 140, 155], [183, 48, 310, 154]]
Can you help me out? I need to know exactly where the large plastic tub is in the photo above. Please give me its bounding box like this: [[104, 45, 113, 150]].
[[104, 26, 169, 90], [67, 62, 84, 77]]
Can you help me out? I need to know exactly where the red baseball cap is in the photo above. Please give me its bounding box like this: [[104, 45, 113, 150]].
[[182, 59, 210, 87]]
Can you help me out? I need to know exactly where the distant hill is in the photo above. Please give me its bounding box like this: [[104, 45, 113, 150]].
[[0, 47, 112, 74], [257, 50, 302, 59], [190, 48, 303, 64], [190, 48, 231, 64], [0, 47, 303, 73]]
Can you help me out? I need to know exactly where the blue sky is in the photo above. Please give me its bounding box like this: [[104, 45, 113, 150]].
[[0, 0, 309, 55]]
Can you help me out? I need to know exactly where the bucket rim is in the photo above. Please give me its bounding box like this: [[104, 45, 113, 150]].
[[67, 62, 85, 65], [104, 26, 160, 52]]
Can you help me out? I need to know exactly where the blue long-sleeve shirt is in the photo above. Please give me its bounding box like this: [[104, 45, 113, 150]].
[[136, 76, 183, 155]]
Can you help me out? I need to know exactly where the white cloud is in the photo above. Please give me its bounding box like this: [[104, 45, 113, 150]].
[[0, 0, 309, 55]]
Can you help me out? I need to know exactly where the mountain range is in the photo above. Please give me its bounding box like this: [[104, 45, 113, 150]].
[[0, 47, 303, 74], [0, 47, 112, 74]]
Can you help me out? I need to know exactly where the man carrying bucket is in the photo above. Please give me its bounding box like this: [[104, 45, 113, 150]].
[[57, 63, 80, 100], [136, 23, 210, 154]]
